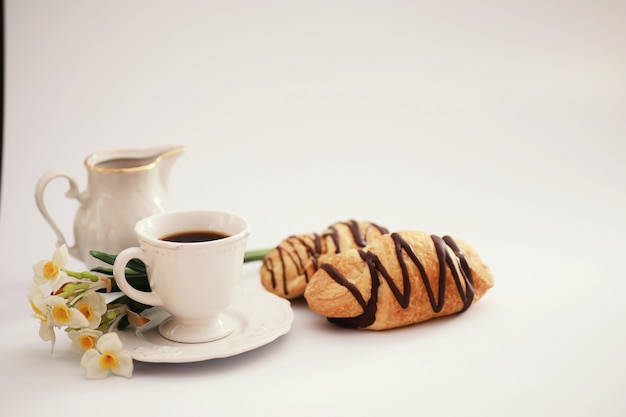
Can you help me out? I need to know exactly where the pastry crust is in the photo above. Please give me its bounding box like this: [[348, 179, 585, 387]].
[[260, 220, 389, 299], [303, 230, 494, 330]]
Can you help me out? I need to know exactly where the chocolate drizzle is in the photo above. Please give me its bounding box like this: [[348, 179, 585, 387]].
[[272, 234, 321, 294], [262, 220, 389, 296], [324, 233, 475, 329], [323, 220, 373, 252]]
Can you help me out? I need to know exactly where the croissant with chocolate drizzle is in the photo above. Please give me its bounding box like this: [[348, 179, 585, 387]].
[[260, 220, 389, 299], [303, 230, 494, 330]]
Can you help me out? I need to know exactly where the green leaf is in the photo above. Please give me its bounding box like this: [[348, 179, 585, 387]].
[[90, 266, 146, 277], [89, 250, 117, 265], [89, 250, 146, 273], [244, 248, 271, 263], [126, 258, 146, 273]]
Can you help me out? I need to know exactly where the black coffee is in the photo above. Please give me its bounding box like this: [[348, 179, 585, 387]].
[[160, 230, 229, 243]]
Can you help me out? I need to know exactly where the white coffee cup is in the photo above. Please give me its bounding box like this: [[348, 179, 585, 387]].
[[113, 209, 250, 343]]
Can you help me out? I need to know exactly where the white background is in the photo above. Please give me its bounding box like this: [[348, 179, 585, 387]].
[[2, 1, 626, 416]]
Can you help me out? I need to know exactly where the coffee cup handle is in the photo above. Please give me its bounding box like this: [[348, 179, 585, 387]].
[[113, 247, 162, 307]]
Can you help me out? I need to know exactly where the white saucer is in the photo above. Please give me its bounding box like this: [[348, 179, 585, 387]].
[[113, 288, 294, 363]]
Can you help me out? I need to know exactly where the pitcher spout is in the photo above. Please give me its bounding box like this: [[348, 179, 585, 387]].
[[155, 145, 186, 193], [152, 144, 187, 164]]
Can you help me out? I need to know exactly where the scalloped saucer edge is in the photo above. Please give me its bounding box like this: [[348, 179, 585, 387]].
[[113, 288, 294, 363]]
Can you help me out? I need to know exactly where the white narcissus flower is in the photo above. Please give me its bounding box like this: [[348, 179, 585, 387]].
[[33, 244, 69, 292], [74, 291, 107, 329], [80, 333, 133, 379], [69, 328, 103, 353], [47, 296, 90, 328], [27, 284, 55, 345]]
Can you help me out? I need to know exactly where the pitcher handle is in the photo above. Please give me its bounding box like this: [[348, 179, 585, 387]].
[[35, 170, 82, 256]]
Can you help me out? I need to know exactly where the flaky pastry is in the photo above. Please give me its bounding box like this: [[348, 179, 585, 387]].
[[260, 220, 389, 299], [303, 230, 494, 330]]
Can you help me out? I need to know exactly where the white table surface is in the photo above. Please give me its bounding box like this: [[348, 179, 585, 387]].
[[2, 1, 626, 416]]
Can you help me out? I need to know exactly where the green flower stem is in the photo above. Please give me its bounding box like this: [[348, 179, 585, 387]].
[[58, 282, 90, 298], [243, 248, 271, 263], [63, 269, 100, 282]]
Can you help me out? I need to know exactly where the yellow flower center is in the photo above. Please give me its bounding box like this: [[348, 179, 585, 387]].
[[99, 352, 119, 370], [78, 335, 97, 351], [43, 261, 59, 280], [52, 304, 70, 324], [78, 304, 94, 321]]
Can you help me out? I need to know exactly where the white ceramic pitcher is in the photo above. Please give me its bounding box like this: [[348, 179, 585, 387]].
[[35, 145, 186, 268]]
